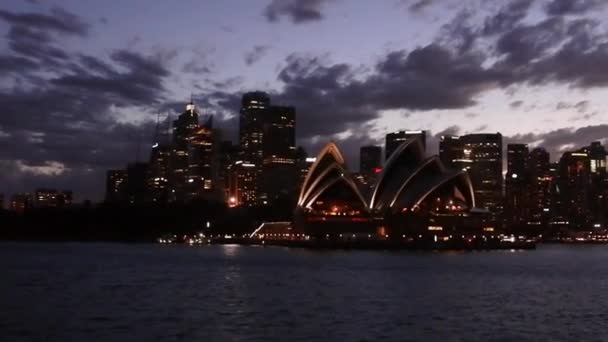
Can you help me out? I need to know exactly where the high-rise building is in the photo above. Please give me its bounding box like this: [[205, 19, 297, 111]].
[[359, 145, 383, 195], [34, 189, 73, 208], [238, 92, 296, 205], [9, 193, 31, 214], [126, 162, 148, 204], [227, 161, 257, 207], [440, 134, 502, 212], [106, 169, 128, 203], [385, 130, 426, 160], [558, 151, 591, 228], [239, 92, 270, 205], [146, 115, 171, 203], [168, 100, 218, 202], [295, 147, 315, 191], [260, 105, 296, 204], [463, 134, 503, 213], [580, 142, 607, 224], [186, 116, 217, 200], [505, 144, 529, 225], [360, 145, 382, 174], [219, 141, 240, 202], [170, 101, 200, 201], [146, 144, 170, 203], [528, 148, 552, 225], [439, 135, 470, 171]]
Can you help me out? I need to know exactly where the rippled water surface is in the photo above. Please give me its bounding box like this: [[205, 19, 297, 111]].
[[2, 242, 608, 341]]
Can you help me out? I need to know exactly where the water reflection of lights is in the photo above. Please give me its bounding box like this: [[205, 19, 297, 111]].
[[222, 244, 240, 257]]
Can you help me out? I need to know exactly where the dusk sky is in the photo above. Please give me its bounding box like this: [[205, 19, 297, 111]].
[[2, 0, 608, 201]]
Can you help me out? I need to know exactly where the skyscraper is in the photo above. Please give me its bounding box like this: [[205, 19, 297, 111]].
[[239, 92, 270, 204], [146, 144, 170, 203], [168, 100, 218, 202], [187, 116, 216, 200], [359, 145, 382, 195], [260, 105, 296, 204], [126, 162, 149, 204], [439, 135, 470, 171], [558, 151, 591, 228], [295, 146, 315, 191], [505, 144, 529, 226], [238, 92, 295, 205], [440, 133, 502, 212], [462, 134, 503, 213], [146, 115, 171, 203], [360, 145, 382, 174], [580, 142, 607, 224], [385, 130, 426, 160], [227, 161, 257, 207], [218, 141, 240, 202], [170, 101, 200, 201], [528, 148, 552, 226]]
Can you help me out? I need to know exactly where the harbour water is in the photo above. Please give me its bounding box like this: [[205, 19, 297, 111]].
[[1, 242, 607, 341]]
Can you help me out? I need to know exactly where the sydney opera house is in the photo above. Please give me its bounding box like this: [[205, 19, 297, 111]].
[[290, 138, 485, 239]]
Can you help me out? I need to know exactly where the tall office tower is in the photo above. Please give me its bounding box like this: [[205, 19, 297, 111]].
[[146, 144, 170, 203], [295, 146, 315, 190], [146, 116, 171, 203], [239, 92, 296, 205], [385, 130, 426, 161], [260, 105, 296, 204], [227, 161, 257, 207], [187, 116, 216, 200], [439, 135, 470, 171], [106, 169, 128, 203], [126, 162, 149, 204], [360, 145, 382, 174], [170, 101, 200, 201], [505, 144, 530, 226], [528, 148, 552, 225], [218, 141, 240, 202], [440, 134, 502, 211], [558, 151, 591, 229], [580, 142, 607, 223], [34, 189, 73, 208], [359, 145, 383, 195], [239, 92, 271, 204], [9, 193, 32, 214], [462, 134, 503, 213]]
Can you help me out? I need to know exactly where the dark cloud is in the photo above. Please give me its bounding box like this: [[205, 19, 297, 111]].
[[482, 0, 532, 36], [0, 55, 39, 73], [510, 100, 524, 109], [407, 0, 436, 12], [507, 125, 608, 160], [0, 7, 89, 37], [0, 44, 172, 200], [244, 45, 271, 66], [545, 0, 607, 15], [264, 0, 332, 24], [5, 0, 608, 201]]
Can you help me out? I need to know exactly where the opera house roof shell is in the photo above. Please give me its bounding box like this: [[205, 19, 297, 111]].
[[298, 139, 475, 215]]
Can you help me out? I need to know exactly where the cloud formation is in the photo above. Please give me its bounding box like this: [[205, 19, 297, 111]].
[[3, 0, 608, 199], [264, 0, 332, 24], [244, 45, 271, 66]]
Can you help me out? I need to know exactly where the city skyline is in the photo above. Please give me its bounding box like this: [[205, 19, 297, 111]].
[[2, 0, 608, 201]]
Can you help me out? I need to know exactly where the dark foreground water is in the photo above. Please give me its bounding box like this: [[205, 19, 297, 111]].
[[1, 243, 608, 341]]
